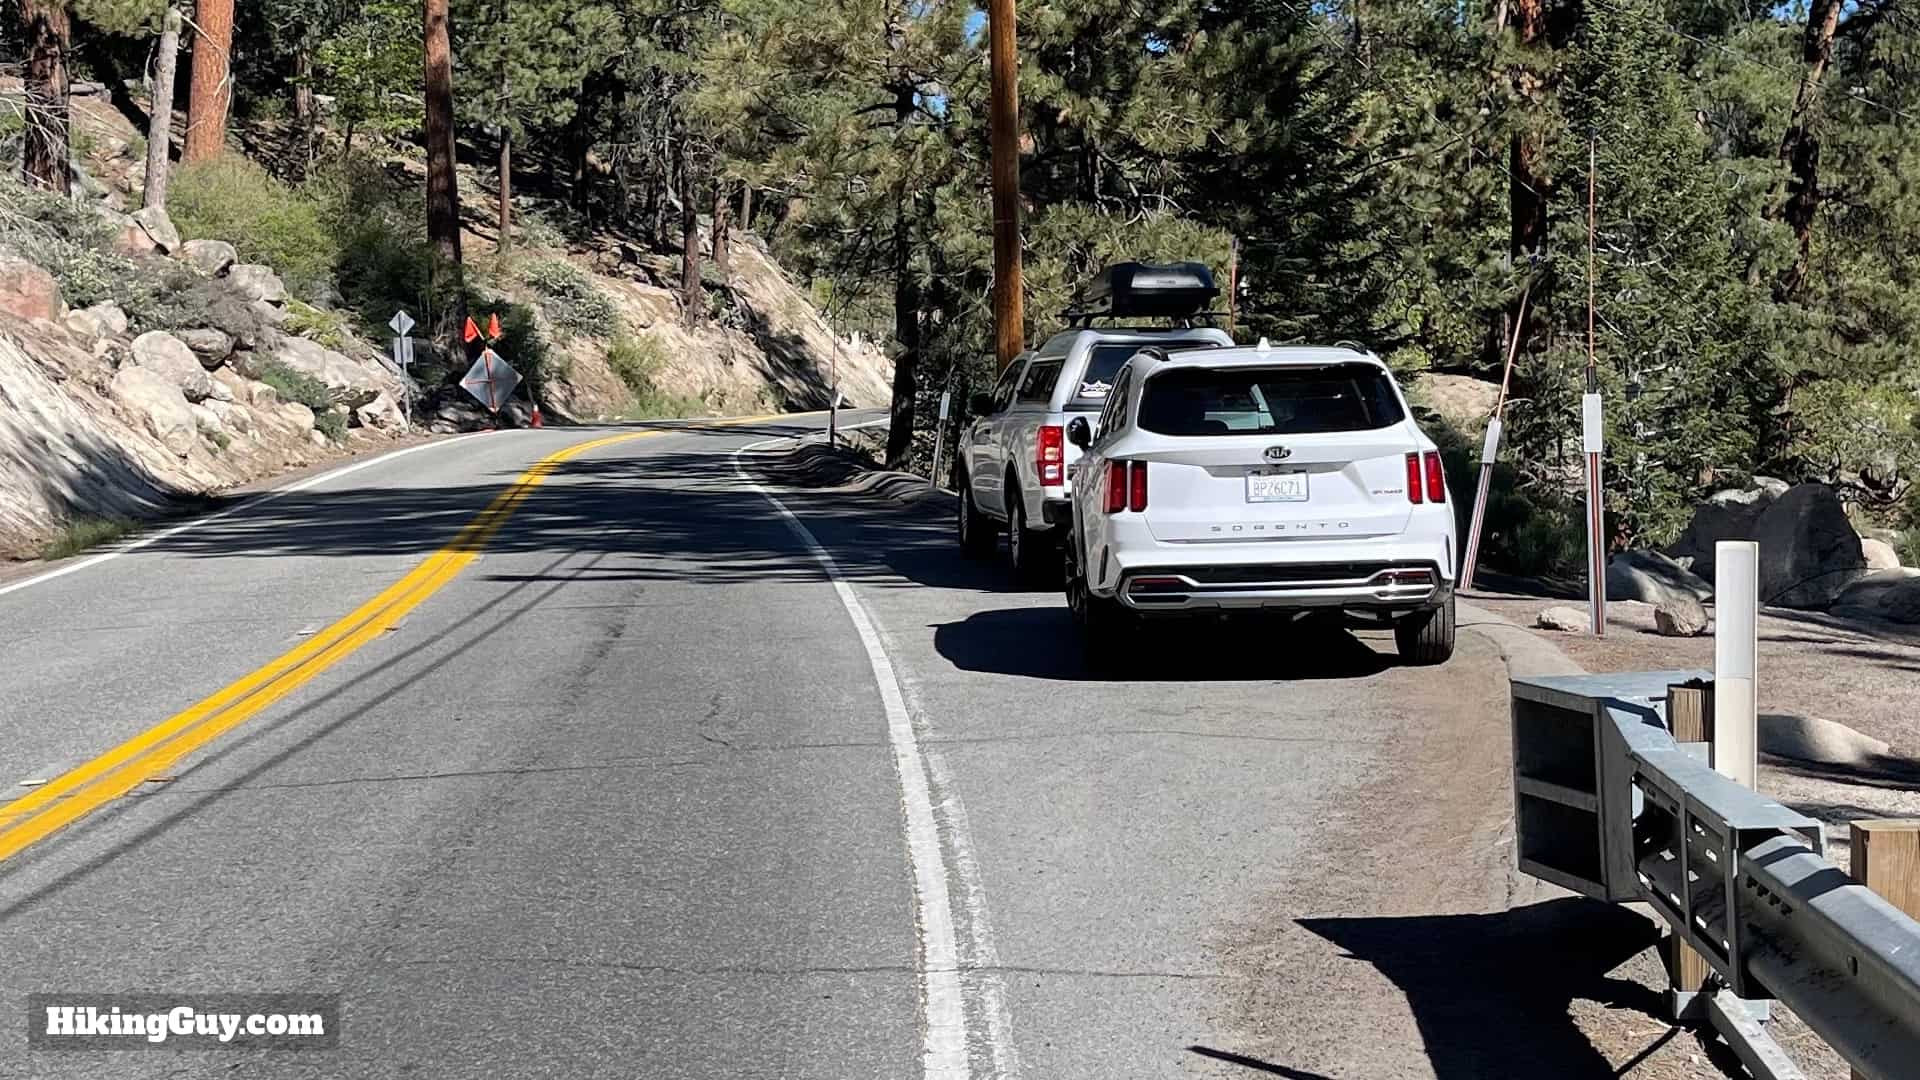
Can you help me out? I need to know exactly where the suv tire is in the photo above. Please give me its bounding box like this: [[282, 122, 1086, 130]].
[[957, 470, 998, 558], [1394, 594, 1456, 666], [1007, 491, 1057, 586], [1067, 537, 1134, 666]]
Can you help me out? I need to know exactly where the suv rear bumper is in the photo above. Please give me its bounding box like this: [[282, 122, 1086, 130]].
[[1114, 560, 1451, 613]]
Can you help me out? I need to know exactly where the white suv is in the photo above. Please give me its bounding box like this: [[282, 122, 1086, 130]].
[[1063, 343, 1458, 665]]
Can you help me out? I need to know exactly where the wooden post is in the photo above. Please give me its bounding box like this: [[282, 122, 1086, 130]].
[[1667, 682, 1715, 1017], [986, 0, 1025, 371], [1852, 820, 1920, 1080]]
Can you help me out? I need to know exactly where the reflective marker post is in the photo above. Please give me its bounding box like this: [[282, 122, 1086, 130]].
[[929, 388, 952, 494], [1459, 417, 1502, 592], [1583, 377, 1605, 637]]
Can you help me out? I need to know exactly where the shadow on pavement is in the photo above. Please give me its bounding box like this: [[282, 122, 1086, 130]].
[[1187, 1045, 1336, 1078], [1299, 897, 1682, 1079], [934, 606, 1394, 682]]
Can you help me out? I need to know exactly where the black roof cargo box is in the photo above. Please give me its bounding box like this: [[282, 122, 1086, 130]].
[[1072, 262, 1218, 320]]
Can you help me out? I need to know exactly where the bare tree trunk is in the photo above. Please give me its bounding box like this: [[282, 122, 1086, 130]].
[[885, 194, 921, 468], [184, 0, 233, 162], [143, 7, 183, 209], [1766, 0, 1842, 297], [1504, 0, 1549, 359], [680, 147, 702, 326], [20, 0, 72, 195], [424, 0, 467, 342], [496, 0, 512, 252], [292, 40, 316, 171], [739, 184, 753, 232], [712, 181, 731, 280]]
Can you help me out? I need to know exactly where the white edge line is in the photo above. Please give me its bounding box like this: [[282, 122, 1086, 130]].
[[733, 434, 978, 1079], [0, 432, 492, 600]]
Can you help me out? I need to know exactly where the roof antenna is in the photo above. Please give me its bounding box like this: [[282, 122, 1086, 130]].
[[1256, 337, 1271, 352]]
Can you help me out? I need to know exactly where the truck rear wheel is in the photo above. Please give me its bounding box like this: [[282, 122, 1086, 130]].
[[957, 471, 997, 558]]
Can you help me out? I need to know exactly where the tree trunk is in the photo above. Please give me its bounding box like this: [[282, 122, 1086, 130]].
[[712, 181, 731, 281], [143, 7, 183, 210], [740, 184, 754, 232], [423, 0, 467, 342], [496, 0, 512, 252], [680, 148, 702, 326], [292, 40, 316, 171], [1767, 0, 1842, 298], [183, 0, 233, 162], [885, 195, 921, 469], [1503, 0, 1549, 360], [19, 0, 72, 195]]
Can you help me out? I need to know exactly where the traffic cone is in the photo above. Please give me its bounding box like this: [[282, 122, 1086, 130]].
[[530, 403, 544, 428]]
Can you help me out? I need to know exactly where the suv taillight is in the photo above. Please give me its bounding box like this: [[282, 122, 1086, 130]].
[[1405, 453, 1424, 505], [1105, 461, 1128, 514], [1037, 425, 1064, 485], [1423, 451, 1446, 504], [1106, 461, 1147, 514]]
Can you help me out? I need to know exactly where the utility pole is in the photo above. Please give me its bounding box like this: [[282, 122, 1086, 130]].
[[987, 0, 1025, 372]]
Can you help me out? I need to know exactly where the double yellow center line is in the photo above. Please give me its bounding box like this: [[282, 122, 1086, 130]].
[[0, 428, 675, 865]]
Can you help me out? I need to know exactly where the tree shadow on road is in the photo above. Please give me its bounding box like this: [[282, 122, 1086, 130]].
[[1298, 897, 1696, 1079]]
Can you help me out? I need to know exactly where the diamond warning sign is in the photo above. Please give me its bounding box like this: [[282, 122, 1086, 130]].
[[459, 349, 521, 414]]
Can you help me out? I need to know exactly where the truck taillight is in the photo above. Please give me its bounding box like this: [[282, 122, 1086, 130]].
[[1405, 453, 1424, 504], [1128, 460, 1148, 512], [1037, 425, 1064, 485], [1105, 461, 1128, 514], [1423, 451, 1446, 504]]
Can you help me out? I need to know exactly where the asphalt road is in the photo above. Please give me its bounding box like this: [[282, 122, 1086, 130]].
[[0, 412, 1673, 1078]]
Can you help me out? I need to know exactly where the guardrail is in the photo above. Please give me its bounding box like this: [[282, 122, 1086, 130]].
[[1511, 670, 1920, 1080]]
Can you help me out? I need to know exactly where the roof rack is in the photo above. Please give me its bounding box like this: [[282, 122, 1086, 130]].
[[1062, 262, 1220, 326]]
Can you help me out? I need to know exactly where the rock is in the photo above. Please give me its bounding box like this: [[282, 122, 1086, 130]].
[[188, 401, 225, 434], [131, 330, 217, 403], [1412, 373, 1500, 433], [1607, 549, 1714, 605], [269, 332, 384, 408], [1536, 605, 1589, 632], [180, 239, 238, 277], [1653, 596, 1710, 637], [1754, 483, 1867, 609], [131, 206, 181, 254], [175, 327, 235, 369], [1830, 568, 1920, 624], [83, 302, 128, 336], [0, 253, 63, 322], [1759, 713, 1892, 767], [354, 392, 407, 431], [1862, 537, 1902, 571], [251, 299, 290, 327], [228, 264, 288, 305], [109, 366, 197, 456], [203, 398, 253, 435], [64, 308, 111, 342], [113, 220, 160, 256], [309, 429, 332, 448], [1669, 501, 1765, 582], [278, 401, 317, 434]]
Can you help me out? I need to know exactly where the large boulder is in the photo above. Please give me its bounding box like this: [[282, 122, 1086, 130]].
[[176, 327, 235, 369], [203, 398, 254, 435], [354, 392, 407, 431], [109, 366, 197, 455], [1535, 605, 1589, 632], [1607, 549, 1714, 605], [180, 239, 238, 277], [131, 206, 181, 254], [1754, 483, 1867, 609], [0, 253, 62, 322], [131, 331, 216, 403], [228, 264, 289, 305], [1669, 498, 1770, 583], [268, 332, 384, 408], [1830, 568, 1920, 624]]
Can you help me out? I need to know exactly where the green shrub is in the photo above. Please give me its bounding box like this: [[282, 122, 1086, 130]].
[[40, 517, 138, 561], [519, 257, 620, 339], [284, 299, 350, 350], [169, 155, 333, 295], [314, 409, 348, 443], [607, 335, 703, 419], [255, 361, 333, 412]]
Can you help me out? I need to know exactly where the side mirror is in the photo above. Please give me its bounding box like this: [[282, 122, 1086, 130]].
[[1067, 416, 1093, 448], [969, 392, 994, 415]]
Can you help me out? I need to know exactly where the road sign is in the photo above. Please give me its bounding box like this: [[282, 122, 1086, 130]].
[[937, 389, 951, 423], [388, 309, 416, 337], [460, 348, 521, 414]]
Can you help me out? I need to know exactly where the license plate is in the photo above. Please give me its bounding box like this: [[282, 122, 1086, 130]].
[[1246, 468, 1309, 503]]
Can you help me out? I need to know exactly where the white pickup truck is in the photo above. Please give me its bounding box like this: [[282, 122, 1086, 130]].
[[954, 263, 1231, 582]]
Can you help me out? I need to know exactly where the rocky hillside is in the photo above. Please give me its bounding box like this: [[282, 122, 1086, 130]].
[[0, 78, 889, 560]]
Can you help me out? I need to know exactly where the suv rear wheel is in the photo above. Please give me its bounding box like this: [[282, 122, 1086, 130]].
[[957, 469, 998, 558], [1066, 537, 1135, 666], [1394, 594, 1456, 666]]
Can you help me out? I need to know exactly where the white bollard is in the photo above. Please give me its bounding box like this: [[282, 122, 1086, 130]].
[[1713, 540, 1760, 788]]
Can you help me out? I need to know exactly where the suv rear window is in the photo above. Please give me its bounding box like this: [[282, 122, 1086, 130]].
[[1138, 363, 1406, 436], [1069, 341, 1215, 409]]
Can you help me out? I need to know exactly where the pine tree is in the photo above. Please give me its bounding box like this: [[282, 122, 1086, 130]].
[[18, 0, 72, 194], [184, 0, 234, 161]]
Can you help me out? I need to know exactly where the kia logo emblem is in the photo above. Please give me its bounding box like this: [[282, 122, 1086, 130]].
[[1263, 446, 1292, 462]]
